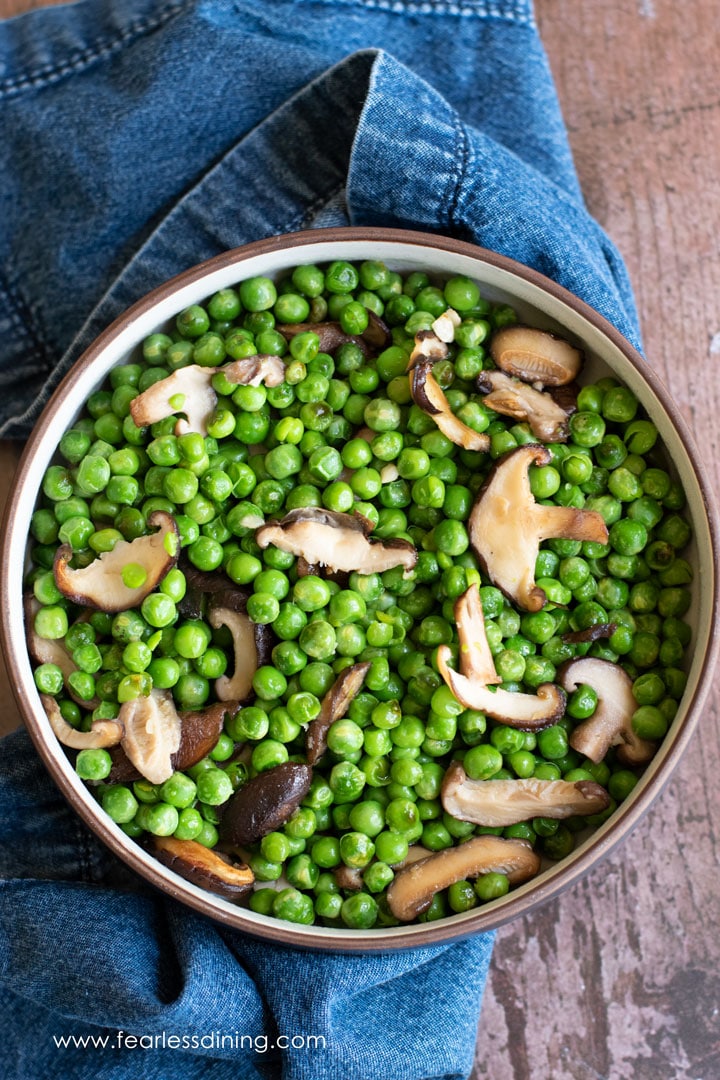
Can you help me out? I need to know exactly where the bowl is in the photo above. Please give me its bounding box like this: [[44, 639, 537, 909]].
[[2, 227, 718, 950]]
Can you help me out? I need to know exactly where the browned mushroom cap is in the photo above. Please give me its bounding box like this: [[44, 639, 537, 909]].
[[220, 761, 313, 845], [277, 321, 372, 358], [153, 837, 254, 899], [118, 689, 182, 784], [334, 865, 364, 891], [468, 445, 608, 611], [558, 657, 656, 766], [411, 359, 490, 452], [255, 508, 417, 575], [436, 585, 566, 730], [53, 511, 179, 613], [362, 310, 392, 350], [386, 835, 541, 921], [306, 661, 371, 765], [223, 355, 286, 387], [208, 605, 259, 702], [129, 366, 219, 436], [562, 623, 617, 644], [490, 325, 583, 386], [41, 693, 123, 749], [441, 761, 610, 827], [477, 370, 572, 442]]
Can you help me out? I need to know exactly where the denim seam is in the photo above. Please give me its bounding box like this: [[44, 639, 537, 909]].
[[0, 271, 53, 372], [0, 0, 192, 99], [448, 116, 470, 231], [285, 181, 346, 233], [293, 0, 535, 22]]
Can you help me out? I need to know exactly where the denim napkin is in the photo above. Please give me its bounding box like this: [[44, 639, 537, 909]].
[[0, 1, 641, 1078]]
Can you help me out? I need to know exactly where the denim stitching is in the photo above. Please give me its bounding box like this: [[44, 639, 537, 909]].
[[448, 115, 470, 232], [0, 0, 192, 99], [284, 182, 346, 233], [294, 0, 535, 23], [0, 271, 54, 372]]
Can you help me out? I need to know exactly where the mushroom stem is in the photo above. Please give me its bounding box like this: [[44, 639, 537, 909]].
[[558, 657, 656, 766], [41, 694, 123, 749]]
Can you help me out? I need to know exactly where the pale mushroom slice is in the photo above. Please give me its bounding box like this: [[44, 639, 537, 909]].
[[490, 325, 583, 386], [153, 837, 254, 900], [436, 584, 566, 730], [41, 693, 123, 749], [54, 510, 179, 613], [477, 370, 572, 442], [386, 835, 541, 921], [208, 605, 258, 702], [431, 308, 461, 344], [223, 355, 286, 387], [468, 445, 608, 611], [129, 365, 219, 436], [255, 508, 417, 575], [406, 328, 449, 370], [441, 761, 610, 827], [306, 661, 372, 765], [119, 688, 182, 785], [411, 358, 490, 452], [558, 657, 656, 766]]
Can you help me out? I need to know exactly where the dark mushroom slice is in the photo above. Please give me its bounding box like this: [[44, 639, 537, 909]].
[[334, 866, 364, 891], [223, 355, 286, 387], [558, 657, 656, 766], [255, 508, 417, 575], [129, 365, 219, 436], [306, 661, 371, 765], [489, 325, 583, 386], [153, 837, 254, 900], [468, 445, 608, 611], [277, 321, 372, 358], [562, 622, 617, 644], [436, 585, 566, 730], [386, 835, 541, 921], [362, 310, 392, 350], [41, 693, 123, 750], [411, 359, 490, 452], [477, 370, 572, 442], [441, 761, 610, 827], [220, 761, 313, 846], [119, 689, 182, 785], [53, 510, 179, 613]]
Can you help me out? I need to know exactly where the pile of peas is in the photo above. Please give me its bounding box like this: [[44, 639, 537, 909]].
[[28, 258, 694, 929]]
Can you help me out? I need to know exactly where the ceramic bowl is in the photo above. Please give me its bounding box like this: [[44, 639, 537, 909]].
[[2, 227, 718, 949]]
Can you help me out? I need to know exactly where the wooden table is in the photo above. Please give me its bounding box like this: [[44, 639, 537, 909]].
[[1, 2, 718, 1077]]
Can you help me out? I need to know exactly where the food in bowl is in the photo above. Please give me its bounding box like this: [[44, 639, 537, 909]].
[[23, 256, 694, 930]]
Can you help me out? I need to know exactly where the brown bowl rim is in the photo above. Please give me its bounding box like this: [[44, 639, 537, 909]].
[[2, 226, 719, 951]]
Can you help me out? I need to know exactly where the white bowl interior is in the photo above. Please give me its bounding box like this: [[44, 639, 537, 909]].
[[4, 234, 716, 947]]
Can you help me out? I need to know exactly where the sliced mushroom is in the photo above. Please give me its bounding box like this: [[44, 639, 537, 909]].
[[153, 837, 254, 899], [277, 322, 371, 358], [386, 835, 541, 921], [220, 761, 313, 846], [436, 585, 566, 730], [54, 510, 179, 613], [441, 761, 610, 827], [490, 326, 583, 386], [306, 661, 371, 765], [255, 508, 417, 575], [477, 370, 572, 442], [223, 355, 286, 387], [411, 359, 490, 452], [558, 657, 656, 766], [119, 689, 182, 785], [129, 366, 219, 436], [362, 310, 392, 350], [407, 328, 448, 370], [334, 866, 364, 891], [562, 623, 617, 644], [208, 606, 259, 703], [106, 700, 238, 784], [468, 445, 608, 611], [26, 596, 101, 708], [41, 693, 123, 749]]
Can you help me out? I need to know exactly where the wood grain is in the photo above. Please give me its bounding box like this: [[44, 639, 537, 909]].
[[1, 1, 719, 1077]]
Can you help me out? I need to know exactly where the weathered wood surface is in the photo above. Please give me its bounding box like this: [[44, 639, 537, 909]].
[[0, 1, 718, 1077]]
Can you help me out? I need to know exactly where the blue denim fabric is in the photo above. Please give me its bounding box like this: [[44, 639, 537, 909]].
[[0, 2, 642, 1078]]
